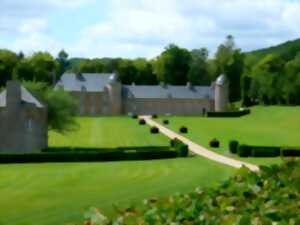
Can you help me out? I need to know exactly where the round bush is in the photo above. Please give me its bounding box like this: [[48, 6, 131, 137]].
[[180, 126, 188, 133], [229, 140, 239, 154], [152, 114, 158, 119], [163, 120, 169, 125], [150, 126, 159, 134], [139, 119, 146, 125], [210, 138, 220, 148]]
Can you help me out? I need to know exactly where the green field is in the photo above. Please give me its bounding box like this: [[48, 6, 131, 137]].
[[0, 117, 234, 225], [0, 158, 233, 225], [158, 106, 300, 165], [49, 117, 169, 148]]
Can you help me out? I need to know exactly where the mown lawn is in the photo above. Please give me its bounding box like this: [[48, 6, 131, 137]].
[[158, 106, 300, 166], [0, 117, 234, 225], [49, 117, 169, 148], [0, 158, 234, 225]]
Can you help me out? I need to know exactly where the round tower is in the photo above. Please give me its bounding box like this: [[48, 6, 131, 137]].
[[107, 73, 122, 116], [214, 74, 229, 112]]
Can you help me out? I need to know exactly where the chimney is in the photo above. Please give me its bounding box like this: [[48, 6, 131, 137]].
[[186, 82, 192, 89], [6, 80, 21, 110]]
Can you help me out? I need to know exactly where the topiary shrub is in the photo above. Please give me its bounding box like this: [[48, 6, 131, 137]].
[[229, 140, 239, 154], [139, 119, 146, 125], [238, 145, 252, 157], [170, 138, 178, 147], [163, 120, 169, 125], [210, 138, 220, 148], [152, 114, 158, 119], [150, 126, 159, 134], [132, 114, 138, 119], [281, 148, 300, 157], [178, 144, 189, 157], [179, 126, 188, 134]]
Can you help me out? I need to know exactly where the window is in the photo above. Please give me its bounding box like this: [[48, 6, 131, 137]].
[[27, 119, 33, 132]]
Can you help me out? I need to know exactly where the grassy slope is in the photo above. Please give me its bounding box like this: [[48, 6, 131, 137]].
[[0, 158, 233, 225], [158, 106, 300, 166], [0, 117, 234, 225], [49, 117, 169, 148]]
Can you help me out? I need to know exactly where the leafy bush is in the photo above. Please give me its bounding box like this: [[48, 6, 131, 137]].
[[152, 114, 158, 119], [238, 145, 252, 157], [179, 126, 188, 133], [139, 119, 146, 125], [163, 120, 169, 125], [207, 109, 250, 118], [209, 138, 220, 148], [229, 140, 239, 154], [150, 126, 159, 134], [80, 160, 300, 225]]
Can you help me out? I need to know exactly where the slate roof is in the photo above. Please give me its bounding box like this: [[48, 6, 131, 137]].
[[0, 86, 44, 108], [56, 73, 114, 92], [122, 85, 213, 99]]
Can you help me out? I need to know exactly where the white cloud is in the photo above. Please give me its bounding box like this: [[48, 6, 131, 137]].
[[2, 0, 300, 58]]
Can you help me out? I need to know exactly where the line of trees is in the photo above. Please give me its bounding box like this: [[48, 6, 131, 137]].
[[1, 35, 299, 107]]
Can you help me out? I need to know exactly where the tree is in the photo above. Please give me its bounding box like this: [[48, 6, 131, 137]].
[[117, 59, 137, 84], [133, 58, 158, 85], [57, 49, 70, 78], [15, 52, 59, 84], [23, 81, 79, 133], [153, 44, 192, 85], [188, 48, 211, 85], [215, 35, 244, 102], [0, 49, 18, 87], [79, 59, 104, 73]]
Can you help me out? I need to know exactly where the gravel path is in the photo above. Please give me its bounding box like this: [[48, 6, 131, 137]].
[[140, 116, 260, 172]]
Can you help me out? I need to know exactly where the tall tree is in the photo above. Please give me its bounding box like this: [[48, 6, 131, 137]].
[[153, 44, 192, 85], [57, 49, 70, 78], [0, 49, 18, 87], [188, 48, 210, 85], [215, 35, 244, 102]]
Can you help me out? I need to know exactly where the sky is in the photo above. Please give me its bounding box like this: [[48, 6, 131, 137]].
[[1, 0, 300, 59]]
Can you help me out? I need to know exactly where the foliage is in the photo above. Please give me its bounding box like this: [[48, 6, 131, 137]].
[[23, 81, 78, 133], [139, 119, 146, 125], [172, 139, 189, 157], [81, 160, 300, 225], [179, 126, 188, 134], [150, 126, 159, 134], [163, 119, 169, 125], [215, 35, 245, 102], [0, 49, 18, 87], [207, 109, 250, 117], [56, 49, 70, 78], [153, 44, 192, 85]]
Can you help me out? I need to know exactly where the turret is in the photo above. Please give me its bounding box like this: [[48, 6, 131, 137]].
[[214, 74, 229, 112], [107, 73, 122, 115]]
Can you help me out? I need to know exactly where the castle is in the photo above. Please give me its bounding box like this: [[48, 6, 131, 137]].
[[56, 73, 229, 116]]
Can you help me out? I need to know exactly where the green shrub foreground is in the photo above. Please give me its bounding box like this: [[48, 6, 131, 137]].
[[80, 160, 300, 225]]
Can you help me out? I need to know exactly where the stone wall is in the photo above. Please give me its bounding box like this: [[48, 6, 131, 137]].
[[123, 98, 213, 116], [0, 106, 47, 152]]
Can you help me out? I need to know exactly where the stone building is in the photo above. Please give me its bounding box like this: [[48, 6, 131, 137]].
[[0, 81, 47, 152], [56, 73, 229, 116]]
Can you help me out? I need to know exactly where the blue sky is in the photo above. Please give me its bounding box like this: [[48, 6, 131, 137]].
[[1, 0, 300, 58]]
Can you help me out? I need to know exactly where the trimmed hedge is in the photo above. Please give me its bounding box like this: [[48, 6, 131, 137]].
[[139, 119, 146, 125], [238, 145, 281, 158], [0, 151, 178, 164], [238, 145, 252, 157], [150, 126, 159, 134], [229, 140, 239, 154], [171, 138, 189, 157], [163, 120, 169, 125], [179, 126, 188, 134], [281, 148, 300, 157], [207, 109, 250, 118], [132, 114, 138, 119], [210, 138, 220, 148]]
